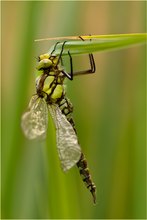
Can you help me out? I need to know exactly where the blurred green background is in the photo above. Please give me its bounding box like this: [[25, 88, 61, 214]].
[[1, 1, 146, 219]]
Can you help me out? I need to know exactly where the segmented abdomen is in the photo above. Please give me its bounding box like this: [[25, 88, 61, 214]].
[[58, 97, 96, 203], [77, 153, 96, 204], [58, 97, 76, 131]]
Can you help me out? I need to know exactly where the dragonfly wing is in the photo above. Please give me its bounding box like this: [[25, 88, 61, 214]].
[[49, 104, 81, 172], [21, 95, 48, 140]]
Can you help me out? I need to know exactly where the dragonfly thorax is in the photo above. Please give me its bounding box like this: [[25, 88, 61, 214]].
[[36, 72, 65, 104]]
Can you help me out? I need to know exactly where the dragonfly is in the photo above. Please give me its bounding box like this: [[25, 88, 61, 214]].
[[21, 40, 96, 203]]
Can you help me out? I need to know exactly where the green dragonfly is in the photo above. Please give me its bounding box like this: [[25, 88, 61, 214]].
[[21, 41, 96, 203]]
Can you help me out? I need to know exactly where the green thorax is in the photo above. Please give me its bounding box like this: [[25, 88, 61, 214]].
[[36, 53, 66, 104]]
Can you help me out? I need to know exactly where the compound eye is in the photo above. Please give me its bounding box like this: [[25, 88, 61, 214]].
[[36, 58, 52, 70], [39, 53, 50, 60]]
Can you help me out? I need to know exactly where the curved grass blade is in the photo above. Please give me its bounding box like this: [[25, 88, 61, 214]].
[[46, 33, 147, 56], [35, 33, 147, 42]]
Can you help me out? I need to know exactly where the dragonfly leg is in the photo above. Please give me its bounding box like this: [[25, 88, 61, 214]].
[[56, 41, 67, 66], [62, 50, 96, 78], [62, 35, 96, 78], [71, 35, 96, 76], [50, 41, 60, 55], [61, 49, 96, 80], [60, 35, 96, 79], [61, 49, 73, 80], [51, 41, 67, 67]]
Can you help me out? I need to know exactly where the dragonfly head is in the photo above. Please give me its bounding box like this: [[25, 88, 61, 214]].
[[36, 53, 54, 70]]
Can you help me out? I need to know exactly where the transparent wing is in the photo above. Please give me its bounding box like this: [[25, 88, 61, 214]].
[[49, 104, 81, 172], [21, 95, 48, 140]]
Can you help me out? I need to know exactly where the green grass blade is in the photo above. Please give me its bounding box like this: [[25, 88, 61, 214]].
[[47, 33, 147, 56]]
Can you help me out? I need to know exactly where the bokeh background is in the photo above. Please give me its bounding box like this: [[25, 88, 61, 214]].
[[2, 1, 146, 219]]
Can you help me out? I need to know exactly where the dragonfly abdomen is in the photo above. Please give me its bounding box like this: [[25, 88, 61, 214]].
[[77, 153, 96, 204], [59, 97, 96, 203], [58, 97, 76, 131]]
